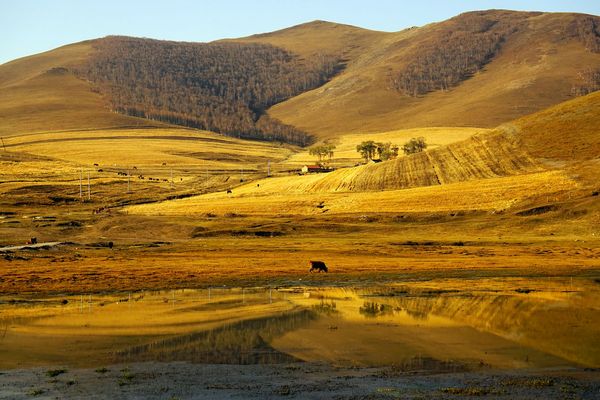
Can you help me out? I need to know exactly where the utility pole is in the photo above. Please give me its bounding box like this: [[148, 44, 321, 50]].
[[79, 168, 83, 199], [87, 170, 91, 200]]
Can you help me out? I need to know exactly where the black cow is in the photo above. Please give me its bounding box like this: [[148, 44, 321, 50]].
[[309, 260, 328, 273]]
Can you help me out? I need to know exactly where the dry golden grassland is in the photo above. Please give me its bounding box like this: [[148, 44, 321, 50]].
[[3, 128, 293, 172], [286, 127, 486, 166], [125, 170, 578, 216], [2, 89, 600, 296], [266, 15, 600, 139]]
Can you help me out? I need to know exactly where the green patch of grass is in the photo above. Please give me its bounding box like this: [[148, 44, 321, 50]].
[[45, 368, 67, 377], [95, 367, 110, 374], [28, 388, 44, 396]]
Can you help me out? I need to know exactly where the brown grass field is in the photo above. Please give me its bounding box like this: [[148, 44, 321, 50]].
[[1, 90, 600, 296], [0, 13, 599, 299], [0, 13, 599, 399]]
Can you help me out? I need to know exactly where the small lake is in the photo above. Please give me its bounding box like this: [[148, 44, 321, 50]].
[[1, 278, 598, 371]]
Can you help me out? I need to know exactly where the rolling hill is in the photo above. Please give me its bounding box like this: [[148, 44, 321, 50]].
[[0, 10, 598, 145], [263, 11, 600, 139], [125, 88, 599, 218]]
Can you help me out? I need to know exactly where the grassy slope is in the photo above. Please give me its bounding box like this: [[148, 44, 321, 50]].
[[126, 89, 600, 219], [513, 89, 600, 161], [2, 11, 597, 143], [261, 12, 600, 140], [229, 20, 388, 60], [3, 128, 292, 170], [286, 127, 487, 166], [0, 42, 162, 136]]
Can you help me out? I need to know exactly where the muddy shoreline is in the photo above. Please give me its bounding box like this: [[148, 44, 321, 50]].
[[1, 362, 599, 399]]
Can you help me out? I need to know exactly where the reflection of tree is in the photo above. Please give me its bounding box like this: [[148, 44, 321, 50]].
[[404, 308, 429, 321], [311, 299, 337, 315], [114, 309, 315, 364], [0, 318, 8, 342], [359, 302, 394, 318]]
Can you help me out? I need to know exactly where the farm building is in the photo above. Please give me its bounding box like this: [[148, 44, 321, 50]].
[[301, 165, 332, 174]]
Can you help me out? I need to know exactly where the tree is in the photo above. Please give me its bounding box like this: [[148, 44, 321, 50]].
[[356, 141, 378, 161], [309, 144, 336, 163], [356, 141, 399, 162], [402, 137, 427, 155], [375, 142, 400, 161]]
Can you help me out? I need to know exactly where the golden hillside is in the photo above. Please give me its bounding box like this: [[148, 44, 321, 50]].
[[0, 42, 160, 136], [273, 89, 600, 193], [514, 89, 600, 161], [126, 89, 600, 218], [264, 11, 600, 139], [1, 10, 598, 144]]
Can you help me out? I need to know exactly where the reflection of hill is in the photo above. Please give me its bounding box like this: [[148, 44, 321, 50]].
[[377, 292, 600, 367], [114, 309, 315, 364]]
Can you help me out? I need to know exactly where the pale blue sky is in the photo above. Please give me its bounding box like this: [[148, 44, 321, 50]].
[[1, 1, 598, 65]]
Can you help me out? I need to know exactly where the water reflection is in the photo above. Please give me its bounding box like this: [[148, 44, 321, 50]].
[[359, 302, 395, 318], [114, 310, 314, 364], [0, 278, 598, 370]]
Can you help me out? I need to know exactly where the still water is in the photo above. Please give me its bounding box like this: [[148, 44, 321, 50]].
[[1, 278, 598, 370]]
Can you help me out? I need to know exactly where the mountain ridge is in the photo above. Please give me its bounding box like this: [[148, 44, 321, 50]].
[[0, 9, 598, 144]]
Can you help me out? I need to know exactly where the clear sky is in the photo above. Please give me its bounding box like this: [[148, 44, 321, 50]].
[[1, 0, 598, 65]]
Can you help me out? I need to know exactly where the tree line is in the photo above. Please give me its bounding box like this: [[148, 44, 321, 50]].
[[353, 138, 426, 162], [571, 15, 600, 53], [389, 13, 523, 97], [571, 68, 600, 96], [77, 36, 343, 146]]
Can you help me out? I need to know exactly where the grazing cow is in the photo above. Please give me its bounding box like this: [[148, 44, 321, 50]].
[[309, 260, 328, 273], [226, 189, 232, 195], [93, 163, 99, 166]]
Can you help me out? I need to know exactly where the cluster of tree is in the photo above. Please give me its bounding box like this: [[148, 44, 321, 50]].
[[389, 14, 521, 96], [77, 36, 343, 146], [571, 68, 600, 96], [571, 15, 600, 53], [402, 137, 427, 155], [356, 141, 400, 161], [308, 144, 336, 163]]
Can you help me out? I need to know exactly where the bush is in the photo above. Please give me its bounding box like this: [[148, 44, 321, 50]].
[[402, 137, 427, 155]]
